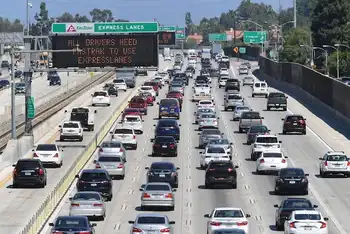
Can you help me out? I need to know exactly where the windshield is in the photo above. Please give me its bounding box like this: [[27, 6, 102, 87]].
[[256, 137, 278, 143], [283, 200, 312, 209], [249, 125, 268, 133], [73, 192, 101, 201], [80, 172, 107, 180], [198, 109, 214, 114], [114, 79, 125, 83], [137, 217, 166, 224], [141, 87, 152, 90], [155, 137, 175, 143], [63, 123, 79, 128], [263, 152, 282, 158], [280, 169, 305, 177], [236, 106, 250, 111], [207, 147, 225, 153], [101, 141, 121, 148], [98, 156, 122, 162], [209, 139, 229, 144], [201, 114, 216, 119], [131, 98, 145, 103], [295, 214, 321, 220], [203, 130, 221, 135], [93, 92, 107, 97], [151, 163, 174, 170], [145, 184, 171, 191], [214, 209, 244, 218], [160, 99, 178, 106], [171, 84, 182, 87], [55, 217, 87, 228], [15, 83, 25, 87], [36, 144, 57, 151], [228, 95, 242, 100], [125, 117, 140, 122], [241, 112, 260, 119], [114, 129, 133, 134]]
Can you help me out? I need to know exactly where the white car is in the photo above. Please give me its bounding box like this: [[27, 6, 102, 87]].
[[110, 127, 137, 150], [219, 68, 229, 76], [215, 54, 222, 61], [197, 100, 215, 111], [205, 207, 250, 234], [252, 81, 269, 97], [188, 60, 196, 68], [122, 115, 143, 134], [59, 121, 83, 142], [157, 71, 170, 83], [91, 91, 110, 106], [284, 210, 329, 234], [238, 65, 249, 75], [256, 149, 288, 174], [193, 83, 211, 95], [113, 78, 128, 91], [139, 86, 156, 98], [200, 146, 230, 168], [251, 135, 282, 161], [153, 76, 165, 86], [32, 144, 63, 167], [242, 76, 255, 86], [221, 56, 229, 63], [198, 113, 219, 130], [164, 56, 171, 61], [319, 151, 350, 177], [218, 76, 229, 88]]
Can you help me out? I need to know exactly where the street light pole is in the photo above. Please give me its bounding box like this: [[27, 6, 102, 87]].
[[334, 43, 350, 79], [293, 0, 297, 28], [26, 0, 29, 35], [313, 47, 328, 75], [323, 45, 339, 78], [10, 48, 16, 138], [300, 45, 314, 67]]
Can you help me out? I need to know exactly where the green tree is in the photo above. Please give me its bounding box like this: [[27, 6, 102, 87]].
[[184, 38, 197, 49], [328, 51, 350, 77], [0, 17, 23, 32], [89, 9, 113, 22]]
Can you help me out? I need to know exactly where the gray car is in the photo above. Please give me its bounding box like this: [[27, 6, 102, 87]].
[[97, 141, 126, 162], [224, 93, 244, 111], [94, 156, 125, 179], [243, 76, 255, 86], [129, 213, 175, 234], [238, 111, 264, 133], [49, 216, 96, 234], [118, 74, 136, 88], [69, 191, 106, 220], [198, 129, 224, 148], [207, 138, 233, 155], [198, 113, 219, 130], [169, 84, 184, 94], [232, 105, 251, 121], [194, 108, 215, 124], [140, 182, 176, 210]]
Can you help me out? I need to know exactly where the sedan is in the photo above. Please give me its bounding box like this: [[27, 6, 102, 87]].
[[140, 182, 176, 210], [49, 216, 96, 234], [194, 108, 215, 124], [199, 129, 224, 148], [91, 91, 111, 106], [151, 136, 178, 157], [94, 156, 125, 179], [200, 146, 230, 168], [69, 191, 106, 220], [197, 100, 215, 111], [284, 210, 329, 234], [32, 143, 63, 167], [207, 138, 233, 154], [232, 106, 250, 121], [129, 214, 175, 234], [97, 141, 126, 162], [242, 76, 254, 86], [274, 168, 309, 195], [146, 162, 179, 188], [246, 124, 270, 145], [198, 113, 219, 130], [256, 150, 288, 174]]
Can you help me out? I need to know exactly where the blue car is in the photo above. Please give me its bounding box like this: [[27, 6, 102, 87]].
[[154, 119, 181, 141], [158, 98, 180, 119]]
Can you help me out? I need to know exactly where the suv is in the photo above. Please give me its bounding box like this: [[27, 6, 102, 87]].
[[76, 169, 113, 201], [224, 93, 244, 111], [59, 121, 83, 142], [282, 115, 306, 135], [225, 79, 240, 92], [205, 161, 239, 189], [1, 60, 10, 68], [251, 135, 282, 160], [267, 92, 287, 111], [49, 74, 61, 86], [12, 159, 47, 188]]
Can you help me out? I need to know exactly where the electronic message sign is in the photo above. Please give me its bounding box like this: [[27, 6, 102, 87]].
[[158, 31, 175, 45]]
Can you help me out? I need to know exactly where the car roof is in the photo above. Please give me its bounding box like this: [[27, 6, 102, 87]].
[[57, 215, 88, 220], [151, 162, 175, 166], [136, 213, 168, 218], [281, 167, 304, 172], [293, 210, 320, 214], [326, 151, 346, 155], [285, 197, 311, 201], [146, 182, 172, 186], [18, 158, 40, 162], [156, 136, 175, 139], [214, 207, 243, 211], [81, 169, 107, 173], [158, 119, 177, 123]]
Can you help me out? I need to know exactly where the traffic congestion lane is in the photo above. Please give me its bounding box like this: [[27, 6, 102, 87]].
[[0, 70, 158, 234]]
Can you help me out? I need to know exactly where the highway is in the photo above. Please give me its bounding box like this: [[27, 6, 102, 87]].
[[39, 58, 350, 234], [0, 58, 171, 233]]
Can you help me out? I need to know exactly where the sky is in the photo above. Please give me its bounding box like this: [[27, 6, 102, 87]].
[[0, 0, 293, 26]]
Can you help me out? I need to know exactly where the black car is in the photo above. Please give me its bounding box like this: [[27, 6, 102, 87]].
[[1, 60, 10, 68], [267, 92, 287, 111], [49, 75, 61, 86], [174, 73, 188, 85], [0, 79, 10, 89], [14, 70, 22, 78], [195, 75, 210, 84], [135, 69, 148, 76], [154, 119, 181, 140], [151, 136, 178, 157], [107, 85, 118, 96], [210, 68, 219, 77], [146, 162, 179, 188], [185, 67, 195, 74], [47, 70, 58, 80], [274, 198, 318, 230], [274, 168, 309, 195], [49, 216, 96, 234], [12, 159, 47, 188], [76, 169, 113, 201], [246, 125, 270, 145], [282, 114, 306, 135], [205, 161, 239, 189]]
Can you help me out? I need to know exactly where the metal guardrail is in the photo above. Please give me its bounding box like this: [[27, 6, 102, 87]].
[[0, 71, 114, 151]]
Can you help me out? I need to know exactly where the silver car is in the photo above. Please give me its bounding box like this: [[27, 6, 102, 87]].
[[198, 113, 219, 130], [140, 182, 176, 210], [232, 105, 251, 121], [224, 93, 244, 111], [97, 140, 126, 162], [169, 84, 184, 94], [94, 156, 125, 179], [207, 138, 233, 154], [243, 76, 254, 86], [69, 191, 106, 220], [198, 129, 224, 148], [194, 108, 215, 124], [129, 213, 175, 234]]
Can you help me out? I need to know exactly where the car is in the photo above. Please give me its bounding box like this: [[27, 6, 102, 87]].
[[69, 191, 106, 220], [12, 158, 47, 188], [1, 60, 10, 68], [319, 151, 350, 177], [15, 82, 25, 94], [139, 91, 154, 106], [49, 216, 96, 234], [198, 113, 219, 130], [193, 83, 211, 95], [97, 140, 126, 161], [238, 66, 249, 75], [113, 78, 128, 91], [174, 72, 189, 85], [154, 119, 181, 141], [225, 79, 240, 92], [118, 74, 136, 88], [221, 55, 229, 63], [251, 135, 282, 161], [282, 114, 307, 135], [284, 210, 329, 234], [32, 143, 63, 167], [200, 146, 230, 168], [242, 62, 251, 69], [157, 71, 170, 83], [139, 85, 156, 98], [169, 83, 184, 95], [192, 92, 213, 102], [76, 169, 113, 200], [166, 91, 183, 108], [274, 168, 309, 195], [252, 81, 269, 97], [67, 107, 96, 131], [242, 76, 254, 86], [129, 214, 175, 234], [194, 108, 215, 124], [91, 91, 111, 106], [144, 81, 160, 96], [205, 207, 250, 233], [135, 68, 148, 76], [49, 74, 61, 86], [256, 149, 288, 174], [219, 67, 229, 76], [218, 75, 230, 88], [158, 98, 181, 119], [146, 162, 179, 188], [59, 121, 83, 142], [151, 136, 178, 157], [94, 155, 125, 179], [246, 124, 270, 145], [121, 108, 143, 121], [110, 127, 137, 150], [207, 138, 233, 154], [122, 115, 144, 134], [103, 83, 119, 96], [197, 100, 215, 111], [274, 198, 318, 231], [224, 93, 244, 111], [152, 76, 165, 87], [199, 129, 223, 148], [129, 96, 148, 115], [238, 111, 264, 133], [140, 182, 176, 210], [267, 92, 288, 110], [232, 105, 250, 121], [0, 79, 10, 89]]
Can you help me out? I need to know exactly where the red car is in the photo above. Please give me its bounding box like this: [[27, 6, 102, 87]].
[[151, 78, 163, 89], [166, 91, 183, 109], [139, 91, 154, 106], [121, 108, 143, 120], [129, 96, 148, 115], [144, 81, 159, 96]]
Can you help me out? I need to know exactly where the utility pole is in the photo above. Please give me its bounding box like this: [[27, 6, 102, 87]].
[[23, 38, 33, 135], [293, 0, 297, 28], [10, 48, 16, 138]]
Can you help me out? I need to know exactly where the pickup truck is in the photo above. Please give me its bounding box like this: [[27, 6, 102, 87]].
[[267, 92, 287, 111], [238, 111, 264, 133]]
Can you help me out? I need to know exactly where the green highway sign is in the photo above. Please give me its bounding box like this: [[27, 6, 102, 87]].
[[175, 27, 185, 39], [52, 22, 159, 34], [27, 96, 35, 119], [159, 26, 176, 31], [209, 33, 227, 42], [239, 47, 246, 54], [243, 31, 267, 44]]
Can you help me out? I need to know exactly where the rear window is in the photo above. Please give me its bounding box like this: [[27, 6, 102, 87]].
[[16, 160, 40, 169], [241, 112, 260, 119], [286, 115, 304, 121], [125, 117, 140, 122], [55, 217, 87, 228], [236, 106, 250, 111], [209, 162, 232, 170], [137, 217, 166, 224], [327, 155, 348, 161], [63, 123, 79, 128], [145, 184, 171, 191], [131, 98, 144, 103], [93, 92, 107, 97], [263, 152, 282, 158], [144, 82, 154, 86], [256, 137, 278, 143], [269, 92, 285, 98], [158, 121, 177, 127], [151, 163, 174, 170], [171, 84, 182, 87], [249, 125, 268, 133], [36, 144, 57, 151], [209, 139, 229, 144], [80, 172, 108, 180], [227, 95, 242, 100], [283, 200, 312, 209], [73, 192, 101, 201], [201, 114, 216, 119], [294, 214, 321, 220], [214, 209, 244, 218], [198, 109, 213, 114], [280, 169, 304, 177], [114, 128, 133, 134], [114, 79, 125, 83], [203, 130, 221, 135], [160, 99, 178, 106], [200, 101, 212, 105], [98, 156, 122, 162], [72, 108, 88, 113], [141, 87, 152, 90], [155, 137, 175, 143], [207, 147, 225, 153], [101, 141, 121, 148]]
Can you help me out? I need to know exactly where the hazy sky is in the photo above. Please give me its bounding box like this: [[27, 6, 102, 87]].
[[0, 0, 293, 26]]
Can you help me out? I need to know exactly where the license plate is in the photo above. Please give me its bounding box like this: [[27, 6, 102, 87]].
[[270, 165, 276, 167], [147, 230, 156, 233], [334, 164, 340, 167], [289, 181, 296, 184], [91, 183, 97, 186], [162, 145, 167, 148], [25, 172, 31, 176], [304, 227, 312, 230], [217, 178, 224, 180], [159, 174, 165, 177], [293, 123, 297, 126], [106, 165, 115, 168]]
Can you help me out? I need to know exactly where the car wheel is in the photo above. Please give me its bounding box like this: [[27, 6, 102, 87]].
[[60, 137, 64, 141], [79, 137, 83, 142], [256, 169, 260, 174], [224, 107, 227, 111], [124, 89, 127, 92], [282, 130, 286, 135], [302, 130, 306, 135], [252, 94, 255, 97], [92, 104, 95, 106], [239, 128, 243, 133], [108, 194, 113, 201], [140, 205, 146, 211], [39, 181, 45, 188], [232, 182, 237, 189], [267, 107, 270, 111], [107, 104, 110, 106], [304, 190, 309, 195], [205, 182, 211, 189], [275, 221, 283, 231], [120, 175, 125, 180], [320, 169, 325, 178], [12, 182, 18, 188]]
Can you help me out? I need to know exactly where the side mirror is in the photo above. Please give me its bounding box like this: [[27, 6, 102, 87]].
[[221, 133, 224, 135], [179, 124, 181, 126], [145, 167, 149, 169], [142, 120, 145, 122], [12, 164, 16, 167], [198, 133, 201, 135], [204, 214, 210, 218], [128, 221, 135, 224], [313, 205, 318, 208], [49, 223, 54, 226], [199, 152, 203, 154], [32, 149, 35, 151], [217, 117, 220, 119], [109, 131, 113, 134], [150, 139, 154, 142], [235, 165, 239, 168], [261, 117, 264, 119], [230, 142, 233, 145], [153, 124, 156, 127], [281, 118, 285, 121], [304, 118, 307, 121], [246, 214, 251, 218], [69, 197, 73, 201], [169, 221, 175, 224], [319, 157, 323, 160], [274, 204, 278, 208], [324, 217, 329, 221], [172, 188, 177, 192], [91, 94, 94, 97], [93, 160, 97, 164], [284, 156, 288, 158], [75, 175, 79, 178], [176, 167, 180, 170], [94, 110, 97, 113], [58, 125, 62, 128], [279, 141, 282, 143], [91, 223, 97, 227], [157, 102, 159, 105], [305, 173, 309, 176], [64, 110, 68, 113], [139, 188, 144, 191]]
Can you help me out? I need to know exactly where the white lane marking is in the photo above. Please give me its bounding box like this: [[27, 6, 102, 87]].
[[121, 204, 127, 210], [114, 223, 121, 230], [128, 189, 134, 195]]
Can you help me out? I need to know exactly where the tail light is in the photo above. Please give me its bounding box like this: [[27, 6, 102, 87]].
[[289, 221, 296, 228], [13, 168, 17, 177], [228, 168, 233, 172], [71, 203, 79, 207], [33, 153, 38, 158], [117, 164, 124, 168], [133, 135, 136, 139], [119, 148, 124, 152], [79, 232, 91, 234], [160, 228, 171, 232], [99, 148, 103, 152], [281, 159, 286, 163], [165, 193, 173, 198], [260, 119, 263, 124], [299, 120, 305, 125], [347, 161, 350, 167], [237, 221, 248, 226], [53, 153, 59, 158], [39, 169, 44, 175], [169, 143, 175, 148], [93, 203, 103, 206], [260, 159, 265, 163], [208, 168, 215, 171], [324, 161, 328, 166], [320, 221, 327, 228], [132, 227, 142, 232], [210, 221, 221, 226], [153, 144, 161, 147], [95, 164, 101, 168], [143, 193, 151, 198]]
